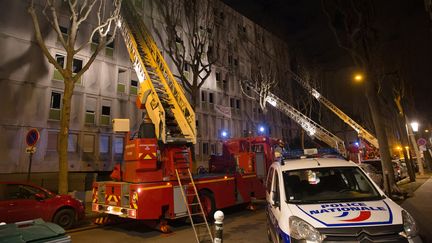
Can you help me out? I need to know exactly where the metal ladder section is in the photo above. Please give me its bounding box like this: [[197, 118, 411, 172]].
[[119, 1, 196, 144], [244, 80, 347, 156], [288, 70, 379, 148], [174, 155, 213, 243]]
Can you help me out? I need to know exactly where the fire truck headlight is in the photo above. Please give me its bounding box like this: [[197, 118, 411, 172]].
[[107, 206, 113, 212], [289, 216, 324, 242], [402, 210, 418, 238]]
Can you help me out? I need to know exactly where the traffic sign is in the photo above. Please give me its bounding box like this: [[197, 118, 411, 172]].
[[26, 146, 36, 154], [26, 128, 40, 146], [417, 138, 427, 146]]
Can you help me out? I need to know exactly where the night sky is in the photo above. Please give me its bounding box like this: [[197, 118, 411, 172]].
[[223, 0, 432, 123]]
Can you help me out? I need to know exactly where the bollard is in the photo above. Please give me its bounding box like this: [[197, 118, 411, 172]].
[[214, 210, 224, 243]]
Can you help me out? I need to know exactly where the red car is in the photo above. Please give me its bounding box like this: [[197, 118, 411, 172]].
[[0, 182, 85, 229]]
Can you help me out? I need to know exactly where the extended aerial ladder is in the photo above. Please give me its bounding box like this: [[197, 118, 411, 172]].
[[288, 70, 379, 148], [118, 0, 196, 144], [242, 80, 347, 156], [116, 2, 212, 241]]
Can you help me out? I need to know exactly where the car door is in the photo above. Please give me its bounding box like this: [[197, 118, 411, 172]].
[[2, 184, 46, 223], [268, 169, 282, 242]]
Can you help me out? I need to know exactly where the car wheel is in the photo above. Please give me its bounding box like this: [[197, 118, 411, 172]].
[[53, 208, 75, 229]]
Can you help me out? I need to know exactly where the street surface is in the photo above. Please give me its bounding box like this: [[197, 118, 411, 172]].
[[70, 205, 268, 243]]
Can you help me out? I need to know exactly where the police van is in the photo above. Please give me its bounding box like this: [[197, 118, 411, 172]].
[[265, 154, 422, 243]]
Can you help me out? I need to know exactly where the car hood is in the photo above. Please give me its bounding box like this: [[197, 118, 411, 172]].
[[288, 198, 402, 228]]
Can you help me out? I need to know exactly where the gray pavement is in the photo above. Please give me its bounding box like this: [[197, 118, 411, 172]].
[[401, 176, 432, 243]]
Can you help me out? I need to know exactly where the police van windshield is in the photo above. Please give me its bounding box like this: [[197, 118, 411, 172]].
[[283, 167, 381, 204]]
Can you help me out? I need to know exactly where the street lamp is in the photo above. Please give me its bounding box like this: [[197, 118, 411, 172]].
[[353, 73, 364, 83], [411, 122, 419, 132]]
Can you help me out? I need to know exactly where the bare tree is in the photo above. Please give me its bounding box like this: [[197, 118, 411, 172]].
[[239, 25, 288, 115], [321, 0, 400, 195], [151, 0, 220, 110], [292, 62, 323, 149], [28, 0, 121, 194]]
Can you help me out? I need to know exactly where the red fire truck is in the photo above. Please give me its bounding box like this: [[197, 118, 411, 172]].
[[91, 1, 283, 240]]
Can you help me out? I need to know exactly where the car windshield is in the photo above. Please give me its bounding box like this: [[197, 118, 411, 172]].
[[283, 167, 381, 204]]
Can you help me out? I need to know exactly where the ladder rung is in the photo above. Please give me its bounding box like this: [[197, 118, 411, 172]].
[[192, 222, 208, 227], [188, 203, 200, 206], [190, 212, 204, 216]]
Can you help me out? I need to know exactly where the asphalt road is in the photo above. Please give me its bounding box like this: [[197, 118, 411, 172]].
[[69, 205, 269, 243]]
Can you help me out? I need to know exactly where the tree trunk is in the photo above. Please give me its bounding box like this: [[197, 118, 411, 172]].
[[300, 130, 305, 150], [58, 78, 74, 194], [365, 79, 397, 195]]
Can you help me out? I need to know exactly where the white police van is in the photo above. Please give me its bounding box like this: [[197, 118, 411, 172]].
[[266, 155, 422, 243]]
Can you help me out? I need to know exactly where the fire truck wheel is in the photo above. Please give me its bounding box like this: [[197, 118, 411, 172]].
[[196, 190, 215, 219], [53, 208, 75, 229]]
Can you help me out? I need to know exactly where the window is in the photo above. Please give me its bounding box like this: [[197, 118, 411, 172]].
[[201, 91, 207, 102], [100, 135, 110, 154], [209, 93, 214, 104], [72, 59, 82, 73], [59, 26, 68, 41], [211, 143, 216, 155], [130, 80, 138, 95], [83, 134, 95, 153], [234, 58, 238, 66], [49, 92, 61, 120], [100, 100, 111, 125], [203, 142, 209, 155], [272, 174, 280, 205], [85, 97, 97, 124], [230, 98, 235, 108], [114, 137, 124, 154], [68, 134, 78, 152], [106, 34, 114, 56], [184, 63, 190, 71], [53, 53, 83, 83], [266, 168, 274, 193], [228, 55, 233, 65], [117, 69, 127, 94], [215, 72, 221, 81], [236, 99, 241, 109]]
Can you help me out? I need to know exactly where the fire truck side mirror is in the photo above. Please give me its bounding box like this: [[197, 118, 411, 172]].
[[113, 119, 130, 132]]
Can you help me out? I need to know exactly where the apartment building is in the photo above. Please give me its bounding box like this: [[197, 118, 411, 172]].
[[0, 0, 294, 181]]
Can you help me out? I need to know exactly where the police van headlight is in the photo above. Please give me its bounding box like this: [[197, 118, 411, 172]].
[[289, 216, 324, 242], [401, 210, 418, 238]]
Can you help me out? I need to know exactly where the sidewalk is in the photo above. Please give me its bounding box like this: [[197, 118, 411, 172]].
[[399, 173, 432, 242]]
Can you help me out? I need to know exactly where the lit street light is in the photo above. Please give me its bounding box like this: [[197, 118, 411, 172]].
[[411, 122, 419, 132], [353, 73, 364, 83]]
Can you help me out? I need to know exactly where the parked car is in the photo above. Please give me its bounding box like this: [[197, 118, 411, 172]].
[[359, 163, 383, 188], [0, 182, 85, 229], [361, 159, 406, 182]]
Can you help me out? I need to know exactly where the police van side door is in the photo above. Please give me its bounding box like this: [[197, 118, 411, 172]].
[[268, 168, 282, 242]]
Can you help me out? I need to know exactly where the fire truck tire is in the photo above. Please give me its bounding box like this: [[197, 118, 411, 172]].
[[196, 190, 216, 219], [53, 208, 75, 229]]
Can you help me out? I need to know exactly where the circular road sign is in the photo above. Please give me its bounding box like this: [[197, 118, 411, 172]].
[[26, 128, 40, 147], [417, 138, 427, 146]]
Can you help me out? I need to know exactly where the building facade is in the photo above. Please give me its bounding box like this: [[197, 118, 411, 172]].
[[0, 0, 294, 181]]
